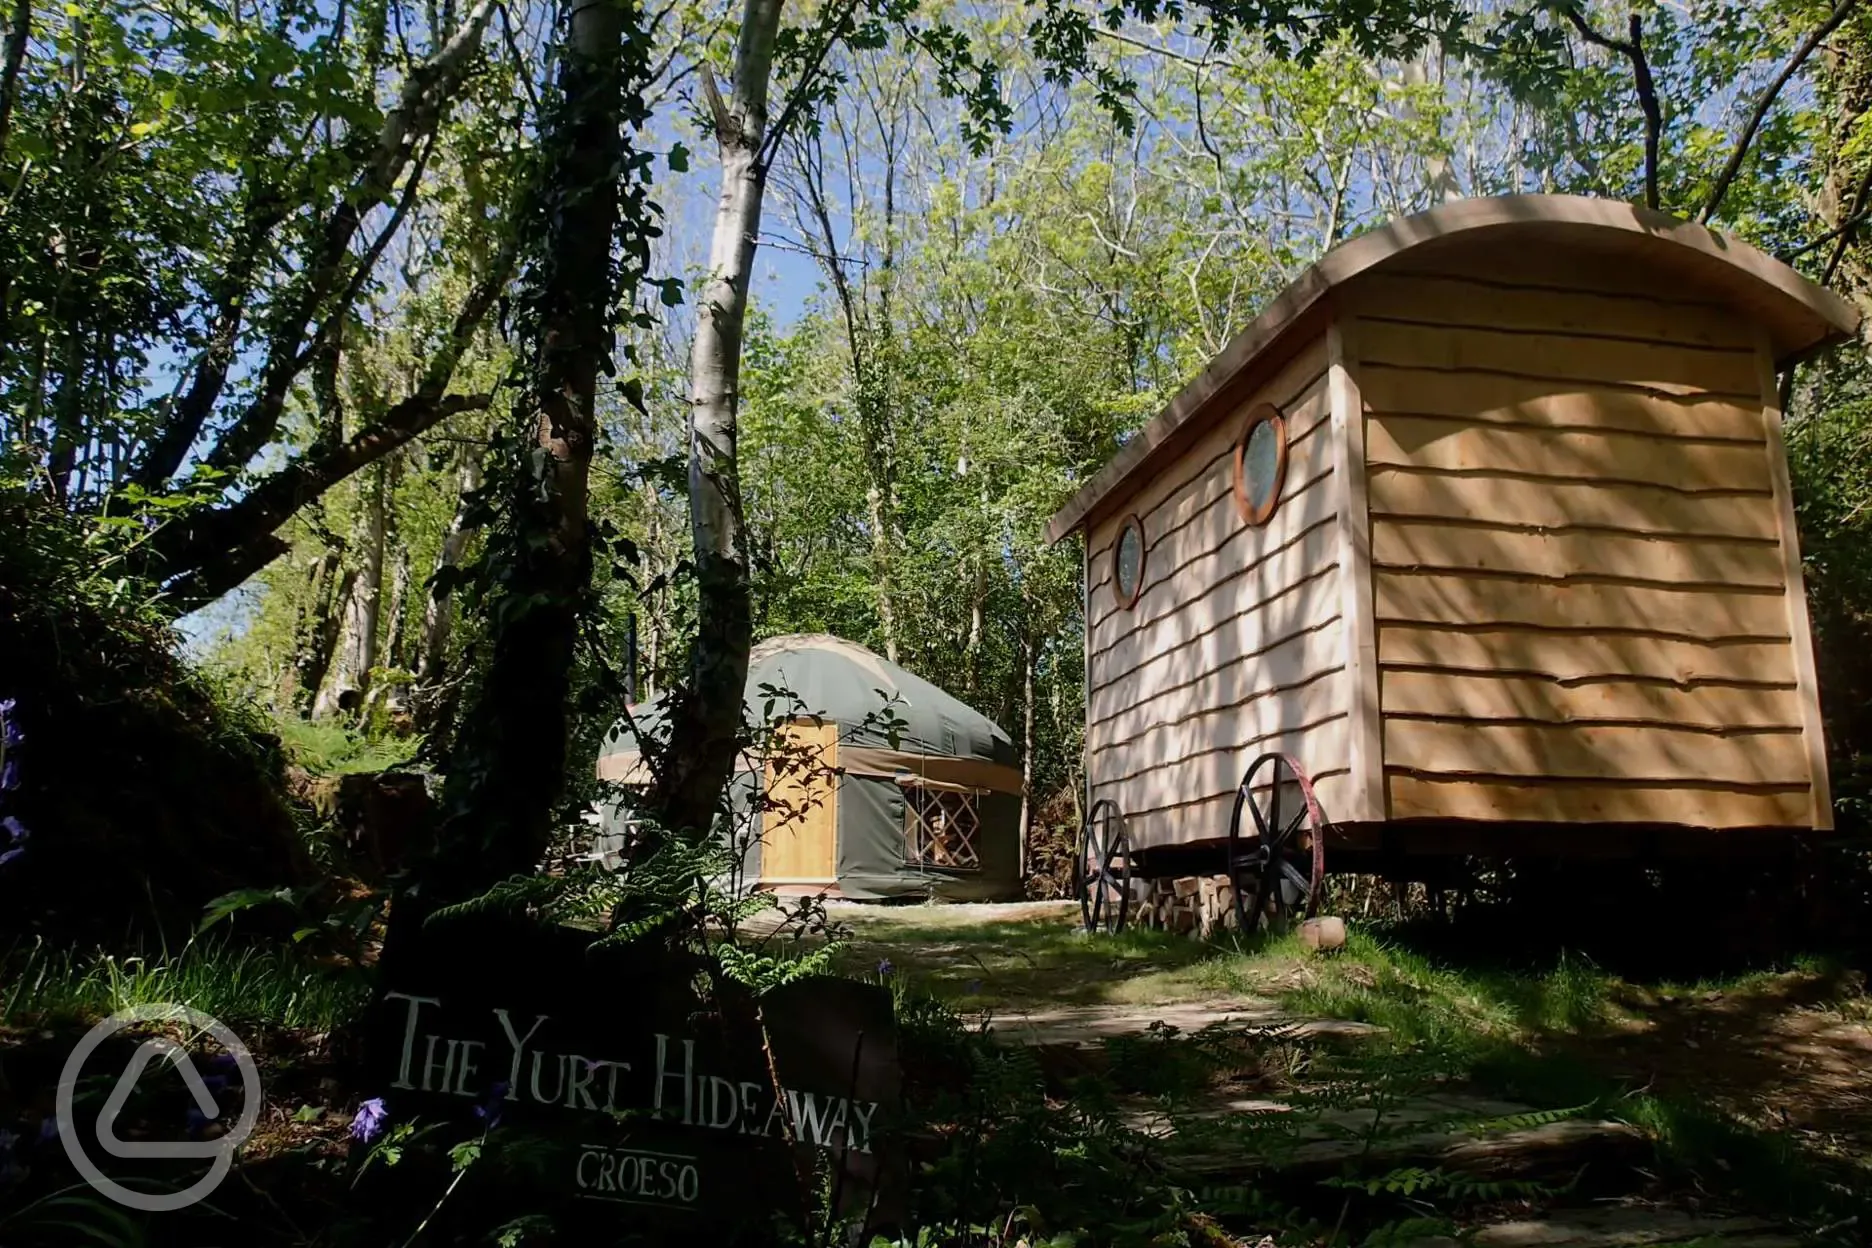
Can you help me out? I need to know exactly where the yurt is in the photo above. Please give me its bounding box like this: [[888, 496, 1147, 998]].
[[594, 634, 1024, 901]]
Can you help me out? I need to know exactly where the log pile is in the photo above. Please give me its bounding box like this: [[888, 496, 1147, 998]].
[[1136, 874, 1241, 938]]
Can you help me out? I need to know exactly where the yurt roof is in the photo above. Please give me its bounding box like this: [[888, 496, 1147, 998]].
[[596, 633, 1016, 775], [1044, 194, 1861, 545]]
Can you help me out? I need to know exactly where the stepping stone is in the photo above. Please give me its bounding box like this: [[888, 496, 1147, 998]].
[[981, 999, 1380, 1047], [1468, 1207, 1800, 1246]]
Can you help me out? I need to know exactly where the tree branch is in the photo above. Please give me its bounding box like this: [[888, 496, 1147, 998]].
[[1702, 0, 1861, 222], [1824, 162, 1872, 286], [756, 0, 860, 173], [201, 0, 498, 475], [148, 234, 516, 602], [131, 188, 291, 488], [1565, 5, 1661, 211], [0, 0, 28, 163]]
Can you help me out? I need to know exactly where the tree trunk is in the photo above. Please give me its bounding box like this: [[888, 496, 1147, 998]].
[[282, 549, 341, 710], [425, 0, 625, 903], [316, 459, 388, 716], [866, 474, 898, 663], [298, 562, 357, 716], [964, 555, 985, 696], [649, 0, 781, 840], [374, 544, 413, 724], [416, 443, 483, 681], [1018, 628, 1035, 882]]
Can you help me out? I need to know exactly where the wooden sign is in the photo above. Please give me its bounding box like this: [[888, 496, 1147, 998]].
[[364, 912, 903, 1237]]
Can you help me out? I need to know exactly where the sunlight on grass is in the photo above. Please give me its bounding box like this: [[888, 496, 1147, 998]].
[[836, 901, 1872, 1231], [2, 937, 370, 1032]]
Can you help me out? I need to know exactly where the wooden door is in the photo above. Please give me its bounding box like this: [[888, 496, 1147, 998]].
[[761, 718, 840, 883]]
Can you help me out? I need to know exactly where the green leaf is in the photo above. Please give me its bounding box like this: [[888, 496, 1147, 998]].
[[668, 142, 690, 172]]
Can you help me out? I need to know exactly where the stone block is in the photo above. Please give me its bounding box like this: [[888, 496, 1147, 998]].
[[1300, 916, 1347, 952]]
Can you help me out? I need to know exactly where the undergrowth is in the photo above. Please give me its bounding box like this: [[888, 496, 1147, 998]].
[[0, 936, 370, 1033], [274, 717, 425, 778]]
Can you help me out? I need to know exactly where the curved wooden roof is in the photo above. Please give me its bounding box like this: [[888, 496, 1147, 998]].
[[1044, 194, 1860, 544]]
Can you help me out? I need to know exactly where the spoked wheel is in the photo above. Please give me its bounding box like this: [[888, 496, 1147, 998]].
[[1075, 798, 1134, 934], [1227, 753, 1328, 934]]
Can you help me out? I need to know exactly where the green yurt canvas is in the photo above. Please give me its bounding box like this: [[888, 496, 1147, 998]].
[[594, 634, 1024, 901]]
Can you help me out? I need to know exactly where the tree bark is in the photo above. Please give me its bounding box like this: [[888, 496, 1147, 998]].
[[146, 238, 512, 606], [0, 0, 25, 163], [281, 548, 340, 709], [1018, 628, 1035, 882], [297, 559, 357, 716], [316, 459, 389, 716], [200, 0, 499, 477], [649, 0, 782, 840], [417, 443, 484, 685], [426, 0, 625, 901]]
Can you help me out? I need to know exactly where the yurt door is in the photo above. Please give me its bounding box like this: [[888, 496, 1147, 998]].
[[761, 718, 840, 883]]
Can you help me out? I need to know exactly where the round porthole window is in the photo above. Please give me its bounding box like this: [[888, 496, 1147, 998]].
[[1112, 515, 1145, 608], [1234, 403, 1288, 526]]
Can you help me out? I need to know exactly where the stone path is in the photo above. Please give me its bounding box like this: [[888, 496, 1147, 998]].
[[976, 997, 1379, 1047], [1435, 1207, 1810, 1247]]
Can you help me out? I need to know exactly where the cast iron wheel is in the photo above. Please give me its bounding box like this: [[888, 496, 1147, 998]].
[[1227, 753, 1328, 933], [1075, 798, 1134, 934]]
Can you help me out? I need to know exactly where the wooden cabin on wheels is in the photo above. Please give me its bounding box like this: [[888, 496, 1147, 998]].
[[1044, 193, 1859, 937]]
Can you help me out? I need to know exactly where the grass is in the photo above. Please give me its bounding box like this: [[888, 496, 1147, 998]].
[[1, 936, 371, 1033], [836, 901, 1872, 1234]]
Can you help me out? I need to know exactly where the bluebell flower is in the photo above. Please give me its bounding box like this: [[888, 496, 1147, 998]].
[[36, 1118, 57, 1145], [876, 959, 894, 977], [184, 1107, 209, 1139], [350, 1098, 388, 1143], [202, 1074, 228, 1092], [473, 1080, 509, 1128], [0, 756, 17, 793], [0, 698, 20, 746], [1, 815, 29, 868], [206, 1052, 238, 1071]]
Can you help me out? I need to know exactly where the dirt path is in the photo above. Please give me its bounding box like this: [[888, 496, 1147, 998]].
[[819, 898, 1872, 1244]]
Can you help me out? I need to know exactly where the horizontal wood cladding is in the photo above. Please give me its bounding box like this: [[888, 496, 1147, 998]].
[[1087, 392, 1333, 628], [1086, 337, 1329, 571], [1093, 727, 1352, 848], [1090, 620, 1345, 738], [1358, 367, 1769, 442], [1377, 236, 1744, 306], [1359, 320, 1760, 397], [1383, 718, 1807, 786], [1113, 783, 1358, 851], [1379, 625, 1798, 687], [1089, 661, 1346, 776], [1369, 467, 1781, 541], [1366, 415, 1773, 494], [1371, 520, 1785, 590], [1380, 670, 1803, 732], [1094, 568, 1342, 710], [1386, 774, 1811, 829], [1345, 280, 1813, 827], [1344, 272, 1757, 350], [1373, 571, 1790, 641], [1083, 333, 1346, 847], [1092, 503, 1339, 667]]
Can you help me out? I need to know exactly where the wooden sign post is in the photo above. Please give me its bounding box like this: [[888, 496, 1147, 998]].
[[364, 913, 903, 1239]]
